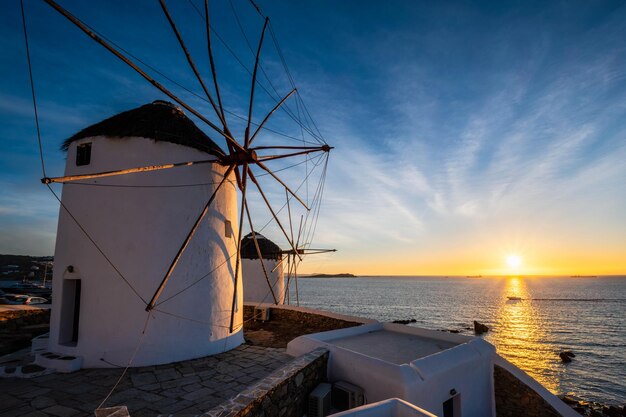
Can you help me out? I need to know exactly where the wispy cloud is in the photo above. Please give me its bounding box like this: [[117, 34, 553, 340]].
[[1, 1, 624, 273]]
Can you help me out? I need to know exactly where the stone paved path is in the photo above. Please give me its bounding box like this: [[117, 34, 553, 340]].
[[0, 344, 291, 417]]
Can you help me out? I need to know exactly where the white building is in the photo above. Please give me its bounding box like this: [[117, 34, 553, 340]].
[[42, 101, 243, 369], [241, 233, 285, 304], [288, 317, 579, 417], [289, 322, 495, 417]]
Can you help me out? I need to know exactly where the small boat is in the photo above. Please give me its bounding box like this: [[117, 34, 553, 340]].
[[507, 296, 522, 301]]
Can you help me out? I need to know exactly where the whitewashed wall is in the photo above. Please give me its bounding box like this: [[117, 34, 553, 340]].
[[242, 258, 284, 304], [48, 136, 243, 368]]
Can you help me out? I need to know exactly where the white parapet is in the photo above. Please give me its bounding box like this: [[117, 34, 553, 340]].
[[329, 398, 437, 417], [288, 322, 496, 417]]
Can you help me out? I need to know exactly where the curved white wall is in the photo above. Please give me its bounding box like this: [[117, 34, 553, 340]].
[[48, 136, 243, 368], [242, 258, 284, 304]]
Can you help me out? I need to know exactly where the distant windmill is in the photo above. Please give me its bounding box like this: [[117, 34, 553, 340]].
[[21, 0, 333, 369], [278, 208, 337, 306]]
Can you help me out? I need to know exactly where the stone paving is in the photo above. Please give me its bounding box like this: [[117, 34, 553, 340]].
[[0, 344, 291, 417]]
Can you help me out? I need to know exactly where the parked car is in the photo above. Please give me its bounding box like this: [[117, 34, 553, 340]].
[[24, 296, 49, 305], [0, 294, 48, 305]]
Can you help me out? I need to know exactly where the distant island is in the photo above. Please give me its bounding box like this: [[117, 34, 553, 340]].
[[303, 273, 357, 278]]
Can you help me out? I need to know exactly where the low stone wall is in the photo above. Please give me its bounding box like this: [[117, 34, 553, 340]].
[[205, 347, 329, 417], [0, 308, 50, 355], [244, 304, 363, 348], [494, 364, 563, 417]]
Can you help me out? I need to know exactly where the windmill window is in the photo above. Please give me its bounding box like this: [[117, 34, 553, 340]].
[[76, 143, 92, 166], [225, 220, 232, 238]]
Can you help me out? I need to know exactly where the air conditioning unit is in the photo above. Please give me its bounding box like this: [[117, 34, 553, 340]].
[[254, 307, 270, 321], [309, 383, 332, 417], [332, 381, 365, 411]]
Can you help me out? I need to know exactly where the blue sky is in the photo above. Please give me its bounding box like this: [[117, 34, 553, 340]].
[[1, 0, 625, 274]]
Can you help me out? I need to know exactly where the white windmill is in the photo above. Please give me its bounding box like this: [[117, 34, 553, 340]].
[[240, 232, 284, 304], [20, 0, 332, 370]]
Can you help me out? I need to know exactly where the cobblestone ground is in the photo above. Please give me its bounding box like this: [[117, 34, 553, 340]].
[[0, 344, 291, 417]]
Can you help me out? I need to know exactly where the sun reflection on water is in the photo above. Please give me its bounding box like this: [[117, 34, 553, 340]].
[[488, 276, 559, 393]]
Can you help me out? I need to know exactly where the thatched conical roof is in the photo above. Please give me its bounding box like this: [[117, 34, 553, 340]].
[[240, 233, 282, 260], [62, 100, 224, 156]]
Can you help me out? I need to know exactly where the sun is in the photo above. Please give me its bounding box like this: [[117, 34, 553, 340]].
[[506, 255, 522, 269]]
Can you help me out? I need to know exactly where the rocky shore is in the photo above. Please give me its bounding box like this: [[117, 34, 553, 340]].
[[560, 395, 626, 417]]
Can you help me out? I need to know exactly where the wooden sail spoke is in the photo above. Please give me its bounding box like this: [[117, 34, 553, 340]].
[[244, 200, 278, 305], [299, 249, 337, 255], [284, 256, 292, 304], [248, 88, 296, 145], [286, 188, 295, 248], [270, 255, 287, 273], [234, 165, 244, 191], [229, 164, 249, 332], [204, 0, 228, 132], [245, 17, 269, 148], [247, 168, 303, 261], [253, 145, 331, 151], [255, 146, 331, 164], [296, 214, 304, 249], [158, 0, 226, 128], [294, 255, 300, 306], [146, 165, 235, 311], [42, 158, 221, 184], [42, 0, 245, 155], [255, 160, 309, 210], [294, 215, 303, 307], [294, 214, 304, 257], [282, 248, 337, 256]]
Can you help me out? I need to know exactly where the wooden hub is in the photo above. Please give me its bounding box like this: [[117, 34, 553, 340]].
[[223, 149, 258, 166]]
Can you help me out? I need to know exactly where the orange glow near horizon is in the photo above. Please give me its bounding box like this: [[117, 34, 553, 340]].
[[298, 246, 626, 276]]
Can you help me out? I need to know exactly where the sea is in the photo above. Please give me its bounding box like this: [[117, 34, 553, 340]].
[[292, 275, 626, 405]]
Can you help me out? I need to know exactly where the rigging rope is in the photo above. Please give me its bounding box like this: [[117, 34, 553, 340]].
[[303, 155, 329, 248], [20, 0, 46, 178], [97, 312, 152, 409], [188, 0, 324, 143], [267, 21, 327, 143], [57, 6, 315, 147], [153, 251, 237, 308], [255, 151, 327, 234], [45, 185, 148, 305], [303, 153, 329, 248], [228, 0, 306, 136], [22, 0, 148, 305]]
